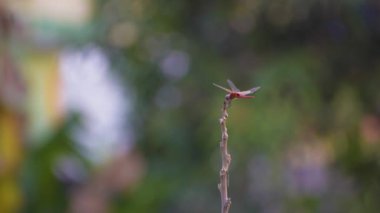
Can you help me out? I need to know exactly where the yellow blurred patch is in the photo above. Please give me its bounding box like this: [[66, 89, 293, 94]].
[[0, 108, 23, 175], [0, 107, 23, 212], [0, 177, 22, 213]]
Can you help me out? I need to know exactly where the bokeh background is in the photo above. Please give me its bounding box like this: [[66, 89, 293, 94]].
[[2, 0, 380, 212]]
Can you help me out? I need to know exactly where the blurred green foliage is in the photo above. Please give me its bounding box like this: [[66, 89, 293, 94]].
[[2, 0, 380, 212], [21, 115, 87, 212]]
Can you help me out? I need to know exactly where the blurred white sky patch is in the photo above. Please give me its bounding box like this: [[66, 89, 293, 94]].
[[59, 45, 133, 164], [7, 0, 94, 25]]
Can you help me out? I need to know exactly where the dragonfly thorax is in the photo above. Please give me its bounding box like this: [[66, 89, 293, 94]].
[[228, 93, 240, 99]]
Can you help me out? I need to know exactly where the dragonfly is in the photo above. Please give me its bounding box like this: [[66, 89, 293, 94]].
[[213, 79, 261, 100]]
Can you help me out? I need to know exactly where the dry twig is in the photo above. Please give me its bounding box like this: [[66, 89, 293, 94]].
[[218, 96, 232, 213]]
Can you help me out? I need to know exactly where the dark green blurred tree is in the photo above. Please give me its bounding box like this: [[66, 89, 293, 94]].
[[100, 0, 380, 212]]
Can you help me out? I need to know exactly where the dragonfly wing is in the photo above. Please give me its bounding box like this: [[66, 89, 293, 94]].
[[227, 79, 240, 92], [213, 83, 232, 93], [240, 86, 261, 95]]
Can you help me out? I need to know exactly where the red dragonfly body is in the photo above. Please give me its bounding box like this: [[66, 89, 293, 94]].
[[213, 79, 260, 100]]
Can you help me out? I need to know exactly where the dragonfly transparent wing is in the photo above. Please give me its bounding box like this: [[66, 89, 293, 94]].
[[227, 79, 240, 92], [213, 83, 232, 93], [240, 86, 261, 95]]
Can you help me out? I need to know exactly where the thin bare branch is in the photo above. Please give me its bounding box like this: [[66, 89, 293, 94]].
[[218, 96, 232, 213]]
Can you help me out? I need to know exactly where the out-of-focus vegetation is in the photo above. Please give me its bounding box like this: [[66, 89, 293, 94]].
[[1, 0, 380, 212]]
